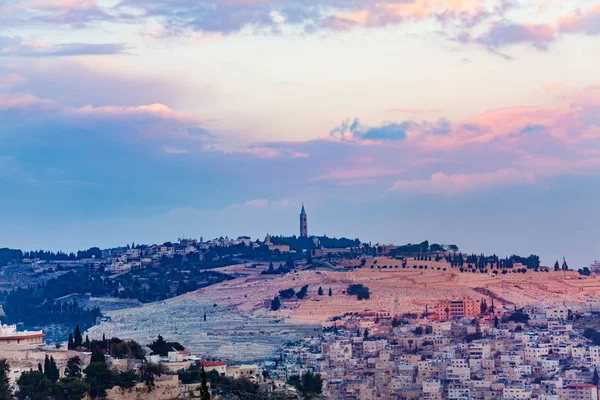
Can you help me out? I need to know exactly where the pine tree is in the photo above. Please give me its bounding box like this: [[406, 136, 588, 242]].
[[74, 325, 83, 348], [84, 335, 90, 350], [328, 288, 332, 297], [318, 287, 323, 296], [68, 333, 74, 350], [65, 356, 82, 379]]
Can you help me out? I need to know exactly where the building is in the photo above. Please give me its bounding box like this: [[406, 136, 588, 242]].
[[265, 234, 290, 253], [567, 383, 598, 400], [300, 204, 308, 238], [435, 298, 482, 321], [200, 360, 227, 376], [0, 322, 44, 348]]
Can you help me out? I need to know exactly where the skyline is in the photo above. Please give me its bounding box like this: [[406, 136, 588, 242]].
[[1, 0, 599, 267]]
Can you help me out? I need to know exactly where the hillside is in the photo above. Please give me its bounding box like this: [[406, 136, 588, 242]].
[[86, 256, 600, 361]]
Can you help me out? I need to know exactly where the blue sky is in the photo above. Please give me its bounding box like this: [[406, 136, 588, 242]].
[[1, 0, 599, 267]]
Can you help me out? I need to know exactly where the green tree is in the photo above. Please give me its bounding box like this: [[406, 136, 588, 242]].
[[55, 377, 90, 400], [147, 335, 184, 357], [200, 366, 211, 400], [270, 296, 281, 311], [74, 325, 83, 348], [114, 370, 137, 389], [84, 362, 115, 399], [90, 347, 106, 364], [84, 335, 90, 350], [48, 356, 60, 383], [594, 367, 599, 386], [65, 357, 82, 379], [364, 328, 369, 339], [0, 359, 11, 400], [17, 370, 53, 400], [318, 287, 323, 296], [141, 363, 166, 390], [328, 288, 332, 297], [287, 371, 322, 399], [67, 334, 74, 351]]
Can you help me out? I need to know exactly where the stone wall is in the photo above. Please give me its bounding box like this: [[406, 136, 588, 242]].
[[105, 376, 180, 400]]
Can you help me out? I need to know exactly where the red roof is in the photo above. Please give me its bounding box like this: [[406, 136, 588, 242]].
[[201, 360, 226, 367], [568, 383, 596, 388]]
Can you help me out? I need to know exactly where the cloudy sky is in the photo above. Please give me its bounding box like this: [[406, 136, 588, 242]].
[[1, 0, 599, 266]]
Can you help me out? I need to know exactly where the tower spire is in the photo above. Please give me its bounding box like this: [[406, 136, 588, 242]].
[[299, 203, 308, 237]]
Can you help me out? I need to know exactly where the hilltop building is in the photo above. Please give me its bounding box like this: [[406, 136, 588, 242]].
[[299, 204, 308, 238], [0, 322, 44, 348], [264, 234, 290, 253]]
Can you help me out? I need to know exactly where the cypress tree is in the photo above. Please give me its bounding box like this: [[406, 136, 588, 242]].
[[84, 335, 90, 350], [48, 356, 59, 383], [328, 288, 332, 297], [74, 325, 83, 348], [200, 366, 211, 400], [68, 333, 74, 350], [318, 287, 323, 296], [593, 367, 599, 386]]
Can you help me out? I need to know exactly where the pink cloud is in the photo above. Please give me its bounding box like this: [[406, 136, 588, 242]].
[[558, 3, 600, 35], [314, 166, 404, 182], [0, 93, 56, 111], [236, 146, 282, 159], [389, 169, 536, 194]]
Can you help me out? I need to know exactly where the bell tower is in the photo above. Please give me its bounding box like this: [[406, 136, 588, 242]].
[[299, 204, 308, 238]]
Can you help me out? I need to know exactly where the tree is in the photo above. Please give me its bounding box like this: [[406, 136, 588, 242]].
[[200, 366, 211, 400], [148, 335, 184, 357], [296, 285, 309, 300], [271, 296, 281, 311], [91, 346, 106, 364], [55, 377, 90, 400], [46, 356, 60, 383], [347, 284, 370, 300], [84, 362, 115, 399], [84, 335, 90, 350], [480, 300, 488, 314], [114, 370, 137, 389], [65, 357, 82, 379], [364, 328, 369, 339], [328, 288, 332, 297], [318, 287, 323, 296], [554, 260, 560, 271], [593, 367, 599, 386], [74, 325, 83, 348], [300, 371, 323, 398], [17, 370, 53, 400], [288, 372, 322, 398], [141, 363, 166, 390], [0, 359, 11, 400], [68, 333, 74, 351]]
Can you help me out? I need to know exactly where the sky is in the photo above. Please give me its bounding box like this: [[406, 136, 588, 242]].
[[0, 0, 599, 267]]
